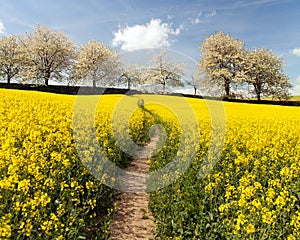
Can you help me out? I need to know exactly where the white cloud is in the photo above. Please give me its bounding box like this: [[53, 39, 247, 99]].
[[190, 11, 202, 25], [191, 17, 202, 25], [205, 10, 217, 18], [0, 21, 5, 34], [289, 77, 300, 96], [190, 10, 216, 25], [291, 48, 300, 57], [112, 19, 183, 51], [291, 85, 300, 96], [174, 24, 184, 35]]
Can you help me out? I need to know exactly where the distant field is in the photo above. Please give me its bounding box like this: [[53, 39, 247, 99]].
[[258, 95, 300, 101], [289, 96, 300, 101]]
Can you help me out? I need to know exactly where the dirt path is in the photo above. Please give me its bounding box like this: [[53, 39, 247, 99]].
[[110, 133, 159, 240]]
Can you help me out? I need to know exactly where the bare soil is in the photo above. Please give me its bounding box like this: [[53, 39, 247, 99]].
[[110, 134, 159, 240]]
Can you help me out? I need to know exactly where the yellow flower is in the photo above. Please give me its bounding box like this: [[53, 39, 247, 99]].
[[262, 209, 276, 224], [86, 181, 94, 190], [17, 179, 30, 192], [238, 196, 247, 207], [204, 182, 215, 192], [251, 199, 262, 209], [244, 224, 255, 234], [274, 195, 286, 209]]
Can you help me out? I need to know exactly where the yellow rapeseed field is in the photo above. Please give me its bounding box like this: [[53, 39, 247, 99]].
[[0, 89, 299, 239], [0, 90, 131, 239], [150, 97, 300, 239]]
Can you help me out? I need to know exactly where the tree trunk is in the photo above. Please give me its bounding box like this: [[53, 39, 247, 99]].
[[45, 69, 51, 86], [254, 83, 261, 102], [128, 80, 131, 90], [93, 80, 96, 88], [224, 79, 230, 99], [7, 75, 11, 84], [194, 86, 197, 96], [257, 94, 261, 102]]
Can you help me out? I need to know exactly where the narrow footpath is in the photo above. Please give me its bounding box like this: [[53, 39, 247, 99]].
[[110, 133, 159, 240]]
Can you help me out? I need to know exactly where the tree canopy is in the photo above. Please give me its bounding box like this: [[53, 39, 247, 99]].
[[199, 31, 291, 100], [200, 31, 245, 99], [75, 40, 120, 88], [0, 36, 23, 84], [186, 69, 207, 96], [18, 24, 76, 86], [144, 50, 184, 92], [118, 64, 144, 90], [237, 48, 291, 101]]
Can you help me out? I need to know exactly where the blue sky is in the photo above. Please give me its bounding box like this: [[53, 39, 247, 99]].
[[0, 0, 300, 94]]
